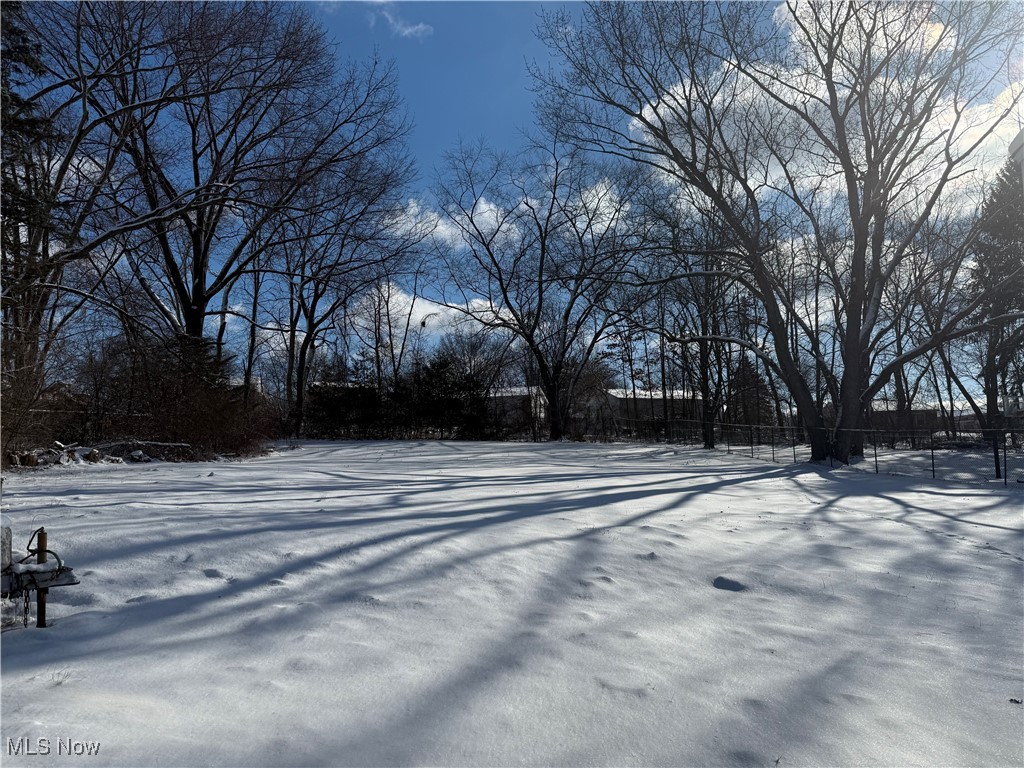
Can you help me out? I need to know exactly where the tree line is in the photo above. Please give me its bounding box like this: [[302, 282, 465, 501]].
[[3, 1, 1022, 465]]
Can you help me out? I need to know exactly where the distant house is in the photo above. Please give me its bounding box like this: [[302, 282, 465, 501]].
[[572, 389, 703, 439], [951, 394, 1024, 434], [484, 386, 706, 440], [861, 398, 1022, 435], [487, 386, 545, 439], [863, 404, 944, 433], [1005, 393, 1024, 431], [1011, 127, 1024, 168], [604, 389, 702, 424]]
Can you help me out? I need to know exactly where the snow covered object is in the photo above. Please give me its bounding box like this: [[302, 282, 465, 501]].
[[1, 526, 79, 627]]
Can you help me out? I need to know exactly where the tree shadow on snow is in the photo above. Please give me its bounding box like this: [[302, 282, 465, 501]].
[[2, 440, 1021, 766]]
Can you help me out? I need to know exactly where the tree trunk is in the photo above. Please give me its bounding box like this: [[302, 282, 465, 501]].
[[214, 289, 231, 362], [698, 338, 715, 449], [243, 272, 262, 408], [547, 392, 565, 441], [182, 300, 207, 340], [985, 345, 1003, 479]]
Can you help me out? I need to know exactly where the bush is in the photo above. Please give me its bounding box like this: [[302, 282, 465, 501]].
[[61, 334, 274, 458]]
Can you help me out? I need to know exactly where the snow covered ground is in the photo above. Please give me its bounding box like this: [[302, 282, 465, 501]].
[[1, 441, 1022, 767]]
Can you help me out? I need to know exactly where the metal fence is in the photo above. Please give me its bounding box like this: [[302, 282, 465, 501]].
[[587, 417, 1024, 486]]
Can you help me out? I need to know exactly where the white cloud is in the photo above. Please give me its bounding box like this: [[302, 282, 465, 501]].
[[391, 198, 462, 248], [378, 8, 433, 40], [576, 178, 628, 237], [349, 282, 489, 348]]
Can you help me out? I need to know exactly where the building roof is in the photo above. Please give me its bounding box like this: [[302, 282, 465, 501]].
[[606, 389, 698, 401]]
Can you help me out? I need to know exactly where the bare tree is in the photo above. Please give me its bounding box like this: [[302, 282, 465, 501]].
[[537, 1, 1023, 461], [2, 2, 218, 453], [104, 2, 410, 342], [435, 139, 642, 440], [270, 169, 425, 437], [628, 191, 749, 446], [2, 1, 414, 454]]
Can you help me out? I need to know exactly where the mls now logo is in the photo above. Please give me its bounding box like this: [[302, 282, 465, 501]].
[[6, 737, 101, 757]]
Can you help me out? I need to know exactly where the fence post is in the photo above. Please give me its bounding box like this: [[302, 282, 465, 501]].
[[873, 432, 878, 474], [750, 426, 754, 458], [771, 428, 776, 463], [1004, 432, 1009, 487], [792, 427, 797, 464], [930, 432, 935, 479]]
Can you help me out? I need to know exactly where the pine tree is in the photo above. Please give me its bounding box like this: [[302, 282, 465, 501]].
[[1, 0, 53, 258], [970, 156, 1024, 475], [974, 159, 1024, 317], [1, 1, 59, 457]]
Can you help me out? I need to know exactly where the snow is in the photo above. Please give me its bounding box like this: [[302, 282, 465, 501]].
[[1, 441, 1022, 767], [9, 562, 60, 575]]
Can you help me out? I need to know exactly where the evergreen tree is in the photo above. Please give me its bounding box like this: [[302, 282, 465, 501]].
[[974, 158, 1024, 329], [1, 1, 50, 213], [1, 0, 55, 279], [1, 1, 59, 455], [970, 156, 1024, 475]]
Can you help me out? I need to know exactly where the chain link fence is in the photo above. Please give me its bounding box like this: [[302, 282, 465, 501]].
[[581, 417, 1024, 486]]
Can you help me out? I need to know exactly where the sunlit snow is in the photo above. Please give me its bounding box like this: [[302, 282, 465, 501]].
[[2, 442, 1021, 766]]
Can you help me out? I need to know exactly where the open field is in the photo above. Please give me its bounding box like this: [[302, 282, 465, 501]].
[[2, 441, 1022, 767]]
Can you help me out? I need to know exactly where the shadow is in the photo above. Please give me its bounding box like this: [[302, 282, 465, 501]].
[[1, 440, 1020, 766]]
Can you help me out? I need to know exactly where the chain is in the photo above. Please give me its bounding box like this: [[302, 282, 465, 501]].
[[22, 590, 30, 628]]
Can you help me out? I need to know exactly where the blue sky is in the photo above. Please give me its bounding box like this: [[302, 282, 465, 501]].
[[313, 2, 572, 190]]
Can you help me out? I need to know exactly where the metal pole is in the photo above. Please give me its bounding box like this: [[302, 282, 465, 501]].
[[930, 432, 935, 480], [36, 528, 47, 629], [873, 432, 878, 474]]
